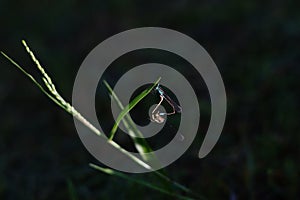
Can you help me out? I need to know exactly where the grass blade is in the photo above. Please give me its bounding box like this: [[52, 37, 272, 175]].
[[108, 78, 161, 140], [104, 80, 154, 154], [66, 179, 79, 200], [89, 163, 195, 200], [2, 40, 203, 200], [1, 51, 66, 111]]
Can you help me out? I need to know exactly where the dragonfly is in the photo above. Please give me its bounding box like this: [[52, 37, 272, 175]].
[[151, 84, 182, 123]]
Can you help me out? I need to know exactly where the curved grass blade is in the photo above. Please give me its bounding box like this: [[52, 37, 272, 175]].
[[104, 80, 154, 155], [1, 51, 67, 112], [103, 81, 201, 197], [108, 78, 161, 140]]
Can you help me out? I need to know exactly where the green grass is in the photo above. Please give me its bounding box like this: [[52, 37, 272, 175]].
[[1, 40, 205, 200]]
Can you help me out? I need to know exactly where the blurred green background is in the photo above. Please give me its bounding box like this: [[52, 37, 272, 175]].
[[0, 0, 299, 199]]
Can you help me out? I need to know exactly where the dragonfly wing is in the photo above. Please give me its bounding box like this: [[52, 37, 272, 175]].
[[163, 93, 182, 113]]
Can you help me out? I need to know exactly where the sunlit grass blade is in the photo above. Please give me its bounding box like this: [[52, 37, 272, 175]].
[[1, 51, 67, 112], [108, 78, 161, 140], [104, 80, 155, 155], [89, 163, 196, 200], [103, 80, 198, 197], [2, 41, 154, 171], [1, 44, 102, 137]]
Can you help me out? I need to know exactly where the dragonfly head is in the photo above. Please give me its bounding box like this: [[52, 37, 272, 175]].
[[155, 84, 160, 90]]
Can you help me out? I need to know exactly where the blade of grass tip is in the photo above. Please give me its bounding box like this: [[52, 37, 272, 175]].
[[103, 80, 154, 154], [21, 40, 68, 109], [89, 163, 196, 200], [108, 77, 161, 141], [21, 40, 55, 91], [1, 51, 101, 137], [0, 51, 67, 111], [18, 41, 103, 136]]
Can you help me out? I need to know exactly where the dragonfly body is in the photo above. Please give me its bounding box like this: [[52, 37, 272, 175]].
[[155, 85, 182, 113]]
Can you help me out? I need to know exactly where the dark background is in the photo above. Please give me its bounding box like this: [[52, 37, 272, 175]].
[[0, 0, 299, 199]]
